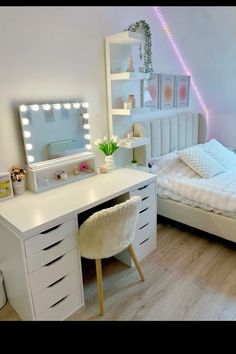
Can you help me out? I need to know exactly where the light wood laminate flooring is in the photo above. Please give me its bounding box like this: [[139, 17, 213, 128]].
[[1, 217, 236, 321]]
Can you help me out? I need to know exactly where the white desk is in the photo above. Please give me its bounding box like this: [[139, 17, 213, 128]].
[[0, 168, 157, 320]]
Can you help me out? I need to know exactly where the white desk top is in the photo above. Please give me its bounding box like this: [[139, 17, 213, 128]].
[[0, 168, 156, 239]]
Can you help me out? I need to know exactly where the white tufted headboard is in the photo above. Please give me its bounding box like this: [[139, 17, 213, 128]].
[[133, 112, 207, 165]]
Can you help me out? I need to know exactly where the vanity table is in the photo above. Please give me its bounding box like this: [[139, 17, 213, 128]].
[[0, 168, 157, 320]]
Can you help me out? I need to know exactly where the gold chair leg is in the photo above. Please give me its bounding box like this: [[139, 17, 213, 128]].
[[95, 259, 104, 315], [127, 245, 145, 281]]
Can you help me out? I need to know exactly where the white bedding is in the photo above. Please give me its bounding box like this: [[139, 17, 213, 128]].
[[154, 152, 236, 218]]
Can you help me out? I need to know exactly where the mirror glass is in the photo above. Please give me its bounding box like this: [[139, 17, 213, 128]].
[[18, 101, 91, 166]]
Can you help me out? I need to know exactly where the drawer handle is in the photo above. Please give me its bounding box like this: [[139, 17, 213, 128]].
[[40, 224, 62, 234], [139, 222, 149, 230], [142, 196, 149, 202], [50, 294, 69, 308], [140, 207, 149, 214], [47, 275, 66, 288], [42, 239, 63, 251], [44, 255, 64, 267], [138, 184, 149, 191], [139, 237, 150, 245]]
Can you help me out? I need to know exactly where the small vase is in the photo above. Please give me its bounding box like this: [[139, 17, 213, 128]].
[[13, 179, 26, 196], [104, 155, 114, 172]]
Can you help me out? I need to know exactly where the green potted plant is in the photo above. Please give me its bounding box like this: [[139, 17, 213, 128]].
[[94, 135, 120, 172], [124, 20, 153, 74], [131, 159, 138, 168]]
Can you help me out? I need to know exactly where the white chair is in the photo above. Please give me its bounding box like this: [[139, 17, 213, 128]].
[[78, 196, 145, 315]]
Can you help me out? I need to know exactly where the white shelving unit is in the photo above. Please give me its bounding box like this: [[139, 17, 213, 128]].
[[105, 30, 151, 167]]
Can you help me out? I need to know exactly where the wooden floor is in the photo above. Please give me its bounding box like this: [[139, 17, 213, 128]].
[[1, 217, 236, 321]]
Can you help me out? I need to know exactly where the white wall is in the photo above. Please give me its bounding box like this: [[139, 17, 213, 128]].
[[161, 6, 236, 147], [0, 6, 201, 172]]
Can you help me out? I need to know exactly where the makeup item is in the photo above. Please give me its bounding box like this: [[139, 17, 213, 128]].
[[127, 95, 135, 109], [60, 172, 68, 180]]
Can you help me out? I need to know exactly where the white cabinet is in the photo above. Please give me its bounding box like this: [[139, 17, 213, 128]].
[[105, 31, 151, 167], [115, 180, 157, 266], [0, 217, 84, 320]]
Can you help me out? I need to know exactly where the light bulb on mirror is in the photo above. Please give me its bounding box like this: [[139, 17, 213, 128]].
[[28, 155, 35, 163], [43, 104, 51, 111], [81, 102, 89, 108], [83, 124, 90, 130], [22, 118, 29, 125], [24, 131, 31, 138], [73, 103, 80, 109], [20, 105, 27, 112], [83, 113, 89, 119], [26, 143, 33, 151], [64, 103, 71, 109], [84, 134, 91, 140], [85, 144, 92, 150], [31, 104, 39, 111], [54, 103, 61, 110]]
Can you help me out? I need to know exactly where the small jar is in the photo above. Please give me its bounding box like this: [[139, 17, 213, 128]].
[[127, 95, 135, 109]]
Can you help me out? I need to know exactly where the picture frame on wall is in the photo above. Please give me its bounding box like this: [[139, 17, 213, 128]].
[[141, 73, 160, 110], [175, 75, 190, 107], [0, 172, 14, 202], [159, 74, 176, 110]]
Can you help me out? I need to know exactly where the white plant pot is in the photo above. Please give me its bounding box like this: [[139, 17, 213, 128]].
[[104, 155, 114, 172], [131, 162, 137, 169]]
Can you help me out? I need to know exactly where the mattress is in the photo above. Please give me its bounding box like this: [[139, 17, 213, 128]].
[[153, 152, 236, 219]]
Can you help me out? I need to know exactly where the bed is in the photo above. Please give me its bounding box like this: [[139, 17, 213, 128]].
[[133, 112, 236, 243]]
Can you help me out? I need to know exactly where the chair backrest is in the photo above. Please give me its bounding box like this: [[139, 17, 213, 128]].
[[78, 196, 142, 259]]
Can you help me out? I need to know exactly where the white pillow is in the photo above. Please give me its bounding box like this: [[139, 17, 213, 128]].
[[150, 151, 179, 171], [199, 139, 236, 170], [177, 145, 225, 178]]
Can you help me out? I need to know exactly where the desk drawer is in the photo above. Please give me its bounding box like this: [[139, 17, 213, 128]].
[[133, 234, 157, 262], [134, 221, 153, 245], [27, 233, 77, 273], [29, 249, 79, 295], [33, 268, 83, 316], [130, 182, 155, 200], [25, 219, 76, 257], [36, 288, 83, 321], [138, 206, 154, 229]]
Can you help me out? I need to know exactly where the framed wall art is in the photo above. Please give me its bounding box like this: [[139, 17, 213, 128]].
[[0, 172, 14, 201], [141, 73, 160, 110], [159, 74, 176, 110], [175, 75, 190, 107]]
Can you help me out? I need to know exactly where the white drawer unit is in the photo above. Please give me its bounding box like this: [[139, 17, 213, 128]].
[[24, 217, 84, 320], [116, 180, 157, 266]]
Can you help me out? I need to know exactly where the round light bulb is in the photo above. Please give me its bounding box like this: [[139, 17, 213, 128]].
[[22, 118, 29, 125], [73, 103, 80, 109], [64, 103, 71, 109], [83, 113, 89, 119], [28, 155, 35, 162], [54, 103, 61, 110], [26, 143, 33, 150], [81, 102, 89, 108], [85, 144, 92, 150], [31, 104, 39, 111], [43, 104, 51, 111], [83, 124, 90, 130], [84, 134, 91, 140], [24, 131, 31, 138], [20, 105, 27, 112]]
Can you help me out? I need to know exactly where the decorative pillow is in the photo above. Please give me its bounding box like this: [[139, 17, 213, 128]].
[[199, 139, 236, 170], [150, 151, 179, 171], [177, 145, 225, 178]]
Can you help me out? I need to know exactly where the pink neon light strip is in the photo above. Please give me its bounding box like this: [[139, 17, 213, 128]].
[[153, 6, 209, 123]]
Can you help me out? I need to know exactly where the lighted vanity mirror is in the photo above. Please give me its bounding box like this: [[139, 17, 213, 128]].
[[18, 101, 91, 166]]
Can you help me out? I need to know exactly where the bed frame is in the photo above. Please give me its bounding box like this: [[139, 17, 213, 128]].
[[133, 112, 236, 243]]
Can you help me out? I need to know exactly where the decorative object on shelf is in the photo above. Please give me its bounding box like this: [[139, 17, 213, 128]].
[[55, 170, 65, 180], [127, 132, 133, 140], [60, 172, 68, 180], [94, 135, 120, 172], [0, 172, 14, 201], [124, 20, 153, 74], [73, 168, 79, 175], [175, 75, 190, 107], [131, 159, 138, 168], [10, 167, 27, 196], [141, 73, 160, 109], [127, 94, 135, 109], [127, 56, 135, 72], [79, 161, 91, 173], [159, 74, 176, 110]]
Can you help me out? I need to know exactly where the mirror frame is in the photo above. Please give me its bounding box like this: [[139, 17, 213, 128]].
[[18, 101, 91, 169]]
